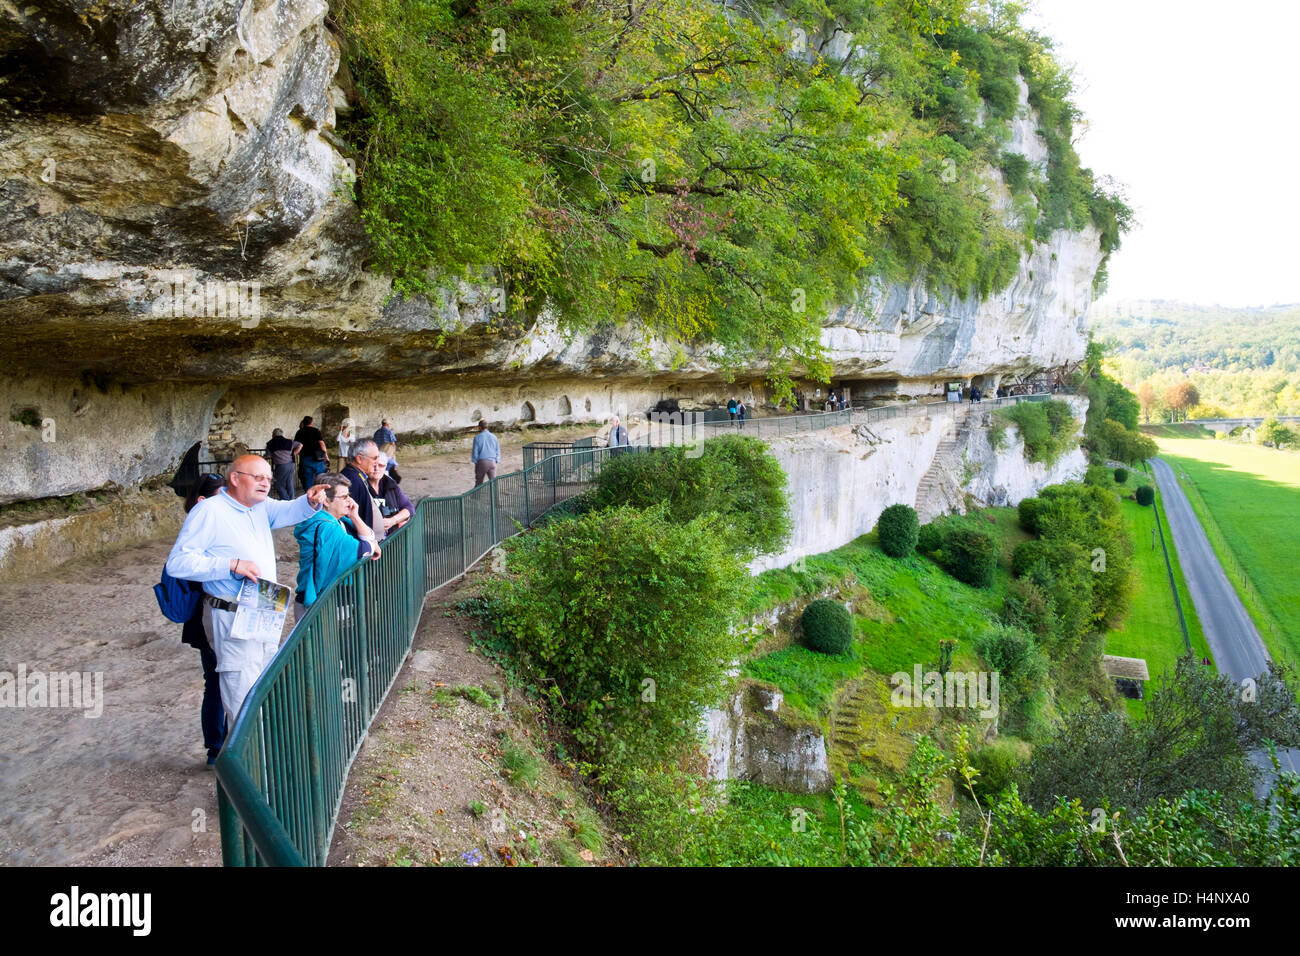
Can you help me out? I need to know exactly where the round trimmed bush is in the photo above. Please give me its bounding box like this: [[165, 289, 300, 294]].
[[1113, 467, 1129, 484], [876, 503, 920, 558], [801, 599, 853, 655], [1135, 484, 1155, 507], [917, 522, 945, 554]]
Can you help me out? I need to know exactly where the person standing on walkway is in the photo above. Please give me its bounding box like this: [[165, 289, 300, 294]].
[[165, 455, 329, 727], [608, 415, 630, 454], [736, 400, 747, 430], [266, 428, 301, 500], [293, 473, 379, 622], [472, 420, 500, 485], [727, 397, 738, 423], [373, 418, 401, 483], [336, 418, 356, 471], [180, 473, 227, 766], [294, 415, 328, 493]]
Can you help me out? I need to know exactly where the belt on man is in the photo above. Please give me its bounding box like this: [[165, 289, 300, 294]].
[[206, 595, 238, 613]]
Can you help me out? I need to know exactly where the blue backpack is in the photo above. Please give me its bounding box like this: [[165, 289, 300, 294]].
[[154, 568, 204, 623]]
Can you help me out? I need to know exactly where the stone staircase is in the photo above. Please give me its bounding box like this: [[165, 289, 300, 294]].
[[914, 404, 973, 521], [829, 682, 877, 779]]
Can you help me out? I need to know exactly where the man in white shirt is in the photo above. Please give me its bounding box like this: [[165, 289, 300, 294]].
[[166, 454, 328, 728]]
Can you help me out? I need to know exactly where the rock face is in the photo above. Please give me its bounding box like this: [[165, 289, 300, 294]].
[[706, 682, 833, 794], [751, 395, 1089, 573], [1, 2, 1103, 502]]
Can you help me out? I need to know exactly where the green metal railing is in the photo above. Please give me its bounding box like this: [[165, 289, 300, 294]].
[[213, 392, 1080, 865]]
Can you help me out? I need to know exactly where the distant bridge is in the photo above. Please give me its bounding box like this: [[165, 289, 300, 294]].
[[1189, 416, 1300, 435]]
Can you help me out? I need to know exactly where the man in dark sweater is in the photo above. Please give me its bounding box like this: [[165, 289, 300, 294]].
[[340, 437, 381, 536]]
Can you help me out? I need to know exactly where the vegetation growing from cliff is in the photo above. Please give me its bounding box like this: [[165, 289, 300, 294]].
[[333, 0, 1129, 378], [1075, 339, 1159, 463], [988, 398, 1078, 465]]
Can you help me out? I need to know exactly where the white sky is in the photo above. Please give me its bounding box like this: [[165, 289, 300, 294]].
[[1024, 0, 1300, 308]]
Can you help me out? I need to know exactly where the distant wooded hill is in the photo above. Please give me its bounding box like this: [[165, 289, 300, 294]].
[[1089, 301, 1300, 420], [1089, 301, 1300, 376]]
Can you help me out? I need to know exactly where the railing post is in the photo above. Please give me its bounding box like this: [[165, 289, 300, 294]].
[[490, 475, 498, 546], [354, 572, 371, 721], [523, 465, 532, 527], [301, 634, 328, 862], [459, 494, 468, 575]]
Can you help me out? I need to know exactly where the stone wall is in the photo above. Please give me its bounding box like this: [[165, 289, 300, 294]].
[[752, 395, 1089, 573], [0, 491, 181, 581]]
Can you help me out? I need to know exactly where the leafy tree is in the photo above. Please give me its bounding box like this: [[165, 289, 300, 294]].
[[1163, 382, 1201, 422], [1257, 417, 1296, 448], [1093, 419, 1156, 464], [1021, 657, 1300, 811], [485, 504, 746, 777], [1137, 382, 1158, 424]]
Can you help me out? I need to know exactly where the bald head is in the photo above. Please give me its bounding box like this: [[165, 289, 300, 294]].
[[228, 454, 273, 506]]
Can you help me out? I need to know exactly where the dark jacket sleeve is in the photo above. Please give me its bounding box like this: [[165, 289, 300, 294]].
[[344, 467, 375, 529]]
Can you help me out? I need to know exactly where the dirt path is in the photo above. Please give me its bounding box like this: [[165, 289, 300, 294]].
[[0, 425, 598, 866], [328, 577, 623, 867]]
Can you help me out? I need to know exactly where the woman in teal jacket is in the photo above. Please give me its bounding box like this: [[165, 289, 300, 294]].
[[293, 473, 381, 620]]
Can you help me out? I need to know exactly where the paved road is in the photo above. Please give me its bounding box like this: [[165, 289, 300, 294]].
[[1148, 457, 1300, 784]]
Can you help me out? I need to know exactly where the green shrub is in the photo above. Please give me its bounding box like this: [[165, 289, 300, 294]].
[[1000, 575, 1060, 646], [1011, 540, 1050, 578], [1083, 464, 1111, 487], [801, 599, 853, 655], [940, 526, 997, 588], [1135, 484, 1155, 507], [876, 503, 920, 558], [1017, 497, 1044, 534], [969, 739, 1030, 797], [975, 623, 1047, 686], [1113, 467, 1128, 484], [917, 522, 946, 554], [484, 504, 745, 777], [589, 435, 791, 559]]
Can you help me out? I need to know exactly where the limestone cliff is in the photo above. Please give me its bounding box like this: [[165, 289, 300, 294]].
[[1, 1, 1103, 502]]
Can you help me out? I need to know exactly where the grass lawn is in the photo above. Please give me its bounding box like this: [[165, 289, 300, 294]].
[[1152, 431, 1300, 667], [1103, 467, 1211, 718], [744, 532, 1002, 718]]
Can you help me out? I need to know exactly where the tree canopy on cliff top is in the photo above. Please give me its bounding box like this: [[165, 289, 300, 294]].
[[334, 0, 1129, 389]]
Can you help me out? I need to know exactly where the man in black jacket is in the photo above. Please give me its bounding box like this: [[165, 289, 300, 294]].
[[340, 437, 381, 536]]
